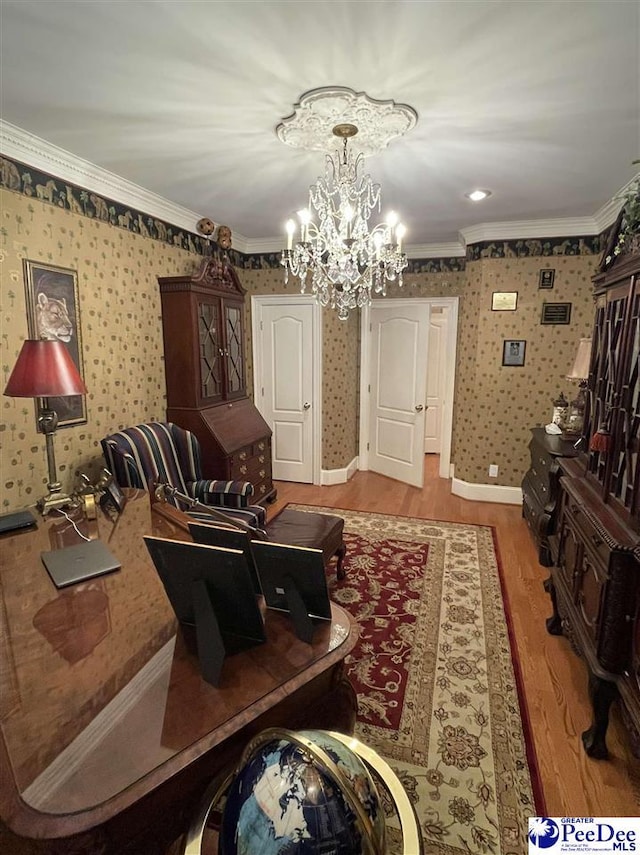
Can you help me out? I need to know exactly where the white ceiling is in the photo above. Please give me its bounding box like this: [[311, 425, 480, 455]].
[[1, 0, 638, 253]]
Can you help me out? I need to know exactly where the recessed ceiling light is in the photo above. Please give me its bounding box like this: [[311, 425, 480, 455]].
[[466, 189, 492, 202]]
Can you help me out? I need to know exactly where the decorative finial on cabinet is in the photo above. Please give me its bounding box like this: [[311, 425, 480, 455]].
[[216, 224, 232, 251], [196, 217, 216, 237]]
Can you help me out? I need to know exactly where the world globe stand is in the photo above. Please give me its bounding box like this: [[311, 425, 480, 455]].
[[179, 729, 423, 855]]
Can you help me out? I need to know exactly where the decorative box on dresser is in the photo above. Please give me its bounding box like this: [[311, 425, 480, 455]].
[[545, 214, 640, 759], [158, 257, 276, 503], [522, 427, 578, 566]]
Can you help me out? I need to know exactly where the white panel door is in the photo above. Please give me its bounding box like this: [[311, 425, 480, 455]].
[[259, 302, 314, 483], [368, 302, 430, 487], [424, 306, 450, 453]]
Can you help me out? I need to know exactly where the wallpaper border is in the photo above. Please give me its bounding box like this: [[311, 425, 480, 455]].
[[0, 153, 605, 270]]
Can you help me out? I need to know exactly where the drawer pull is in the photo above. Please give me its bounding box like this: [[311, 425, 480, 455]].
[[259, 484, 266, 494], [240, 465, 247, 475], [259, 469, 265, 478], [258, 442, 265, 451], [239, 451, 247, 461], [258, 455, 265, 464]]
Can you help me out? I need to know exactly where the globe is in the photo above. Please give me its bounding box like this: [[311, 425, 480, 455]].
[[219, 728, 385, 855]]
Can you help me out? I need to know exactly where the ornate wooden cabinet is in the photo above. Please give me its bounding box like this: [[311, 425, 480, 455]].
[[522, 427, 577, 566], [546, 217, 639, 758], [158, 257, 276, 503]]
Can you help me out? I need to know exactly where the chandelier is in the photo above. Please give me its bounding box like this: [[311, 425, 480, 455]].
[[277, 88, 417, 321], [281, 123, 407, 320]]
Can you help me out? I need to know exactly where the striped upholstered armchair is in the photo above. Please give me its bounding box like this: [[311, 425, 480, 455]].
[[100, 422, 266, 529]]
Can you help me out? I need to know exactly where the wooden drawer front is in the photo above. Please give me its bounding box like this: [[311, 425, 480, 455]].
[[531, 448, 552, 482], [252, 437, 270, 457], [565, 499, 612, 569], [523, 479, 549, 537], [229, 442, 272, 505], [525, 465, 550, 509], [230, 448, 270, 480], [559, 519, 582, 599], [230, 446, 251, 470], [246, 458, 270, 484], [252, 475, 273, 500], [576, 551, 606, 644]]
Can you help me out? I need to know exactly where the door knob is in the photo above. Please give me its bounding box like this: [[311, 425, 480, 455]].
[[415, 404, 424, 412], [303, 402, 311, 410]]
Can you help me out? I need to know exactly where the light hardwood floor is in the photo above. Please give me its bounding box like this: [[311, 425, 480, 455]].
[[269, 455, 640, 818]]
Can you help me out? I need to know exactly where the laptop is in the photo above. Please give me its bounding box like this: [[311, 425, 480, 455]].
[[0, 508, 37, 534], [41, 539, 121, 589]]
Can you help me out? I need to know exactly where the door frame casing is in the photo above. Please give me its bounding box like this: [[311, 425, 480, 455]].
[[251, 294, 322, 485], [359, 296, 459, 480]]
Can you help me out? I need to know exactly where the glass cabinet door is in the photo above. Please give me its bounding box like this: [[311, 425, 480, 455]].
[[223, 301, 246, 399], [587, 276, 639, 525], [198, 300, 223, 403]]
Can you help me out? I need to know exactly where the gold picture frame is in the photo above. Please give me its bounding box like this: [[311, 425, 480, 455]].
[[24, 260, 86, 428], [491, 291, 518, 311]]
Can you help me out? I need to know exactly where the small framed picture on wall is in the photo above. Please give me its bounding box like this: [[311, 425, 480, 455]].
[[538, 269, 555, 289], [502, 339, 526, 367]]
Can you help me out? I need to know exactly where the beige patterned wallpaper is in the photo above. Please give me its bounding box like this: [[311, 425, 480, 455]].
[[1, 190, 200, 512], [1, 185, 601, 513], [452, 256, 596, 484]]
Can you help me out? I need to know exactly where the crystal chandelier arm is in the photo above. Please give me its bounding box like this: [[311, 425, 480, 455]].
[[281, 122, 409, 319]]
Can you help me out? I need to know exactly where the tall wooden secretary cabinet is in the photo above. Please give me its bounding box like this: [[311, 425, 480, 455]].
[[547, 213, 640, 759], [158, 257, 276, 503]]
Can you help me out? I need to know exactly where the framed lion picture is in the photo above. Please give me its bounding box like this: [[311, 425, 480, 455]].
[[24, 260, 86, 428]]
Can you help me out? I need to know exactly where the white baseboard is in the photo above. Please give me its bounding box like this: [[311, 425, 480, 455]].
[[451, 477, 522, 505], [320, 456, 359, 486]]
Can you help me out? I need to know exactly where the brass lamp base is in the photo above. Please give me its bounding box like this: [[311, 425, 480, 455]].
[[37, 408, 75, 516], [38, 489, 75, 516]]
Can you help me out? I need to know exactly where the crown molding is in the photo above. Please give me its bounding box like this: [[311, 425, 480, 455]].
[[240, 237, 467, 257], [406, 242, 466, 258], [2, 121, 630, 254], [459, 216, 602, 246], [242, 237, 285, 255], [0, 121, 248, 241], [591, 173, 639, 232]]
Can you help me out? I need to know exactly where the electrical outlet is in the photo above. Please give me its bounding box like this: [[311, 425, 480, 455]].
[[488, 464, 499, 477]]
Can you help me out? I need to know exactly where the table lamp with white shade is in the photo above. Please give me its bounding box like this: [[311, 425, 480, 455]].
[[564, 337, 592, 438]]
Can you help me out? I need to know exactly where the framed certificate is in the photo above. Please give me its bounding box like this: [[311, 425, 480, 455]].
[[491, 291, 518, 311]]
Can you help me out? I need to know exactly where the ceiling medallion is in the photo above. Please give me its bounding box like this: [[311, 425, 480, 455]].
[[276, 86, 418, 157], [278, 88, 417, 320]]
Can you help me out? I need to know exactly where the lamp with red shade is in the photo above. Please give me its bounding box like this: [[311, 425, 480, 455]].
[[4, 340, 88, 514]]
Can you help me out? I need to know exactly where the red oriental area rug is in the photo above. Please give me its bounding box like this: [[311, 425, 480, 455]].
[[291, 504, 544, 855]]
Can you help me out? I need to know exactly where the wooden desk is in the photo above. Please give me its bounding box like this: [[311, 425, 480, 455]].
[[0, 492, 358, 854]]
